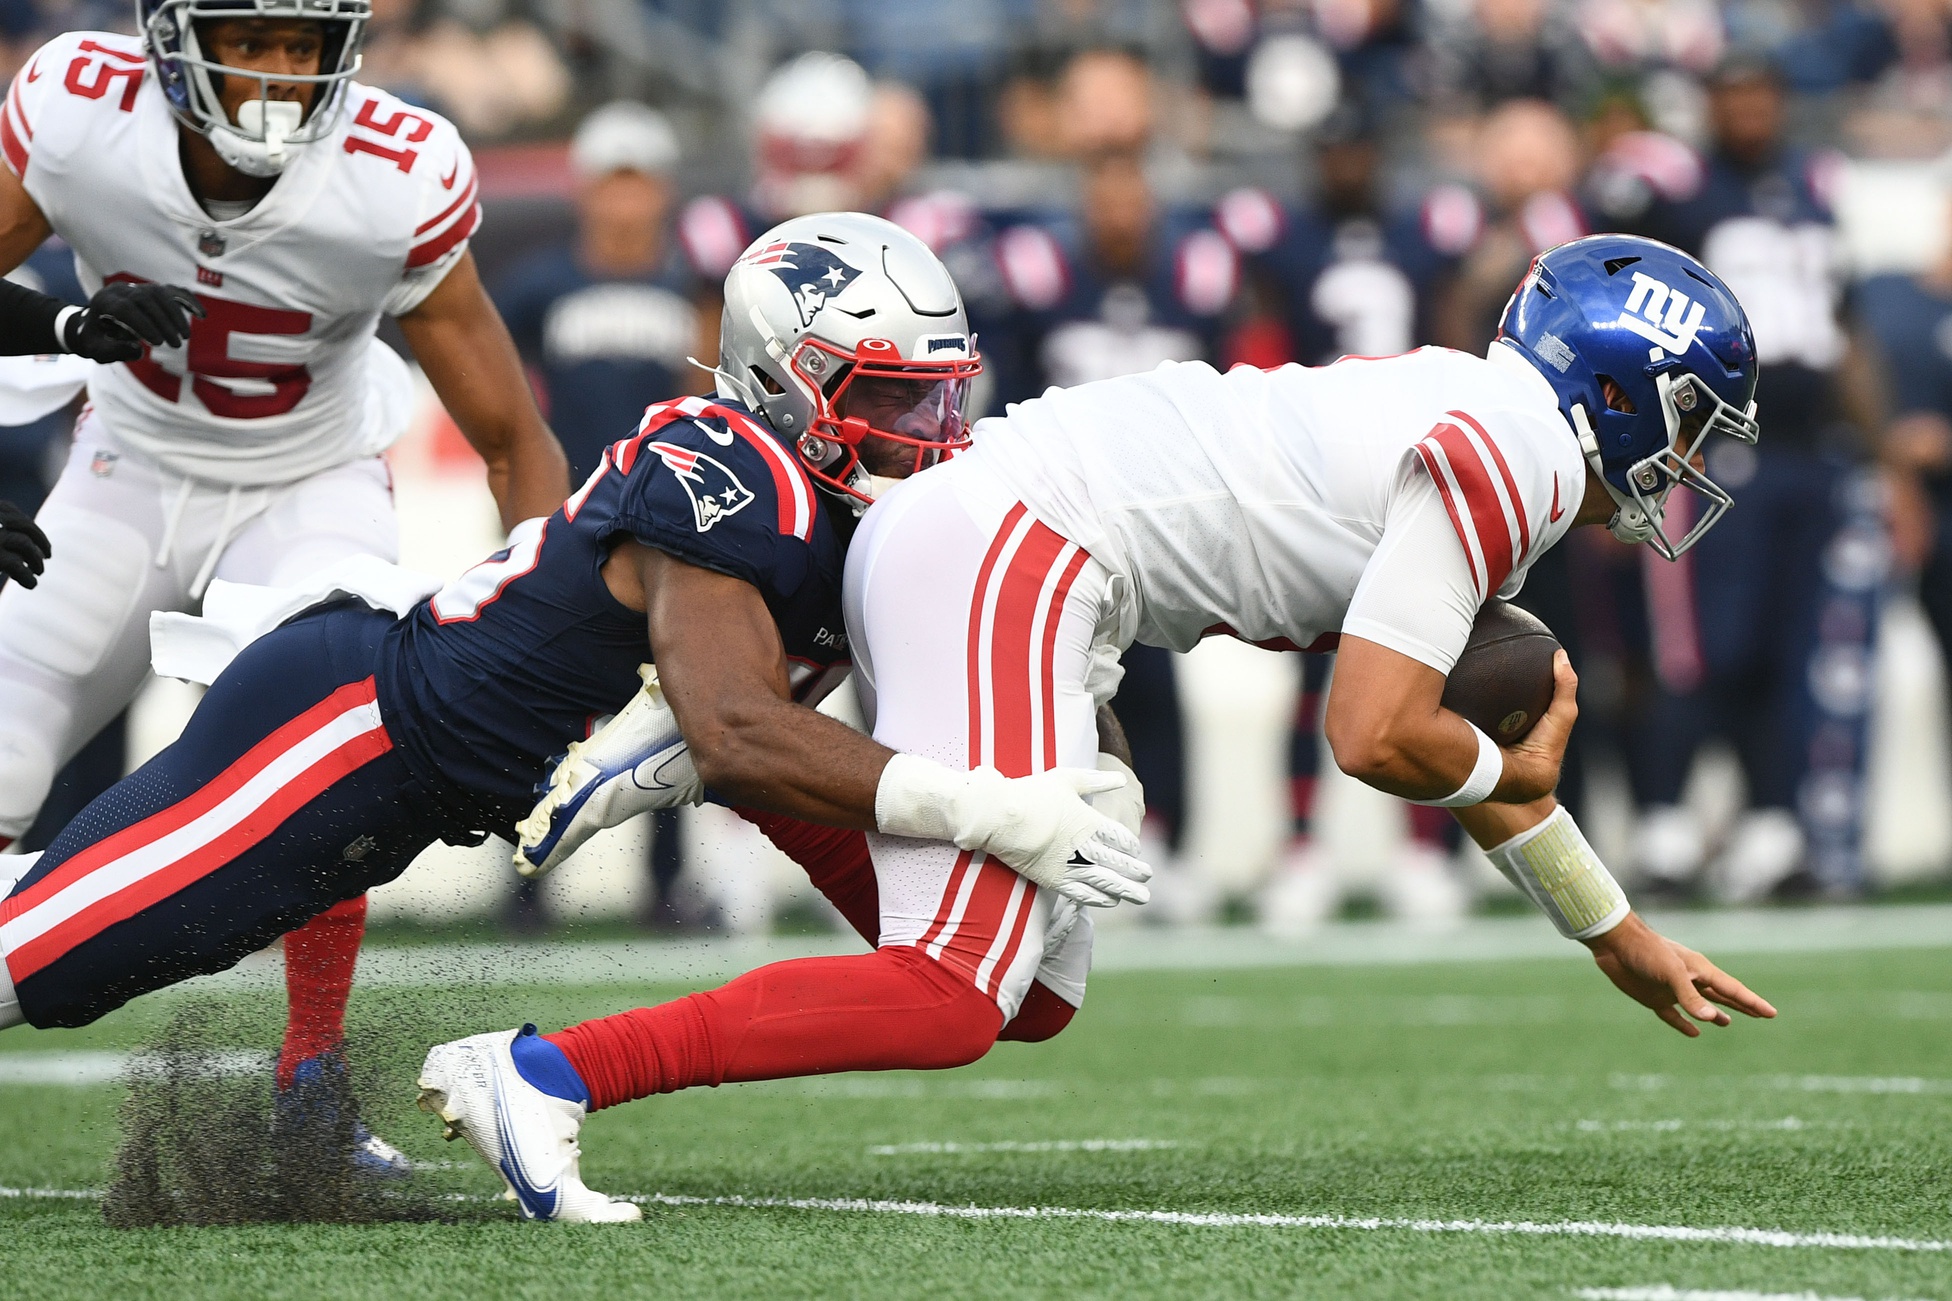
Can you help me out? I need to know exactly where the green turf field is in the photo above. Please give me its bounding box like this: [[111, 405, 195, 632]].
[[0, 928, 1946, 1300]]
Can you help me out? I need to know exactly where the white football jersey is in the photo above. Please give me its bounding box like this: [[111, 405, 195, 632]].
[[2, 32, 479, 485], [965, 344, 1589, 654]]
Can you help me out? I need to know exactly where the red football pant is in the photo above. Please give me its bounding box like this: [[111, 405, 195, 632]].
[[276, 893, 368, 1088]]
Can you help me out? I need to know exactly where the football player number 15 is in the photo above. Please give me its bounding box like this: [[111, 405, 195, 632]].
[[103, 273, 314, 419]]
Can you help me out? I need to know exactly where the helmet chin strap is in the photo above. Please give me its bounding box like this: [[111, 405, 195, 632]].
[[209, 100, 304, 177], [1568, 401, 1659, 546]]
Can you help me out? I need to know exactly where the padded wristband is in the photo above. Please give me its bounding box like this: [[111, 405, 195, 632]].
[[53, 306, 81, 353], [1484, 805, 1630, 940], [1409, 722, 1503, 808], [874, 752, 969, 843]]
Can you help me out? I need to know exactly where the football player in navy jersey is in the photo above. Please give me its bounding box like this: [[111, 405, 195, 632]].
[[1628, 55, 1879, 899], [1216, 103, 1452, 369], [495, 103, 712, 486], [1857, 210, 1952, 685], [0, 217, 1147, 1215]]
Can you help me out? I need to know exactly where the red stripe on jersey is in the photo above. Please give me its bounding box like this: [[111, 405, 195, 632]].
[[7, 76, 33, 141], [415, 170, 478, 236], [721, 410, 815, 542], [1415, 441, 1483, 597], [405, 201, 478, 268], [1424, 421, 1516, 594], [0, 105, 25, 176], [1039, 547, 1088, 771], [987, 522, 1068, 778], [1448, 409, 1531, 562]]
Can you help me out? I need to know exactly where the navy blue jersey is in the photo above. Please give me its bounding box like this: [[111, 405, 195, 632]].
[[986, 209, 1240, 404], [1858, 272, 1952, 503], [1214, 187, 1450, 365], [1642, 148, 1847, 449], [493, 243, 702, 484], [375, 395, 849, 821]]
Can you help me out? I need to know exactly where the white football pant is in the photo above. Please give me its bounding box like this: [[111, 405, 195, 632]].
[[846, 454, 1121, 1021], [0, 406, 399, 839]]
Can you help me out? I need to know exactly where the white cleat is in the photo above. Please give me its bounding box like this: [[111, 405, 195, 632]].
[[416, 1028, 641, 1224]]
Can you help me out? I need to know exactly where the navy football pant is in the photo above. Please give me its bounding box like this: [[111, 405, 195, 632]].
[[2, 604, 443, 1028]]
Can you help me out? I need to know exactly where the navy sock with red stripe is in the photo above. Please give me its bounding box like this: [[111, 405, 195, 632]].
[[545, 946, 1003, 1111]]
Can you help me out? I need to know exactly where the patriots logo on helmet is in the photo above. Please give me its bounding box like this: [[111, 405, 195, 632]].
[[647, 440, 755, 532], [742, 241, 864, 328]]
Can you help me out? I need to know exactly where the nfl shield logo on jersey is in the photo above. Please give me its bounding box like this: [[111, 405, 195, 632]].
[[646, 440, 755, 532], [198, 229, 226, 258], [740, 240, 864, 328]]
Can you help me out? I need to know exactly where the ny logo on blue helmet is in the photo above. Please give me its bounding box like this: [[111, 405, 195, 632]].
[[1498, 234, 1760, 561]]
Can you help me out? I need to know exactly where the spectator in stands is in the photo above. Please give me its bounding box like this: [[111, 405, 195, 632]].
[[1433, 98, 1589, 354], [1628, 54, 1880, 900], [493, 102, 705, 930], [495, 103, 705, 482], [1427, 0, 1595, 116]]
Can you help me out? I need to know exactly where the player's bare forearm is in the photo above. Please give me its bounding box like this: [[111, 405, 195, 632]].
[[1449, 793, 1557, 850], [398, 250, 571, 529], [0, 166, 51, 275], [1326, 635, 1573, 805], [633, 545, 889, 828]]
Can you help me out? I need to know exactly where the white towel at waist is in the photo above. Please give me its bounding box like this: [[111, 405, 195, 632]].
[[150, 553, 441, 686]]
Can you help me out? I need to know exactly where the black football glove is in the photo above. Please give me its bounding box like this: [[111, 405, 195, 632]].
[[0, 498, 50, 589], [64, 282, 203, 364]]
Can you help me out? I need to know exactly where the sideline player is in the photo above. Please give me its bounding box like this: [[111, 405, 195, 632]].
[[0, 3, 570, 1166], [424, 233, 1781, 1221], [0, 214, 1146, 1220]]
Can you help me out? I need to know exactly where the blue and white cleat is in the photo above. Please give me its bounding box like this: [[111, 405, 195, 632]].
[[416, 1029, 641, 1223], [276, 1050, 413, 1179], [513, 664, 702, 880]]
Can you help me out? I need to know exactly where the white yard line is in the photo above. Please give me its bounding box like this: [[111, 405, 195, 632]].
[[1575, 1288, 1937, 1301], [1574, 1119, 1813, 1133], [867, 1139, 1180, 1156], [2, 1181, 1944, 1256], [616, 1194, 1952, 1253]]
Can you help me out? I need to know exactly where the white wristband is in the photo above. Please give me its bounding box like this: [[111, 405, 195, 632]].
[[53, 305, 80, 352], [1484, 805, 1630, 940], [1409, 722, 1502, 808]]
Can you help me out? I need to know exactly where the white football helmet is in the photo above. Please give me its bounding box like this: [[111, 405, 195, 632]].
[[753, 52, 873, 217], [140, 0, 370, 177], [714, 211, 981, 508]]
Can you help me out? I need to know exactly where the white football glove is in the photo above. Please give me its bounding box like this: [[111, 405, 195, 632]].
[[1090, 751, 1146, 838], [874, 753, 1152, 908], [513, 665, 702, 879]]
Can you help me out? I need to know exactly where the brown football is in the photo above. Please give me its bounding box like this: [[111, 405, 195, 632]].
[[1439, 600, 1561, 744]]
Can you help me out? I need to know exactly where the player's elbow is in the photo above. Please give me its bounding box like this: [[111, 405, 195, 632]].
[[685, 695, 781, 796], [1323, 702, 1417, 789]]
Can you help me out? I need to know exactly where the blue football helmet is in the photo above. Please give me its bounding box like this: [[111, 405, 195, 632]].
[[1497, 234, 1759, 559], [139, 0, 369, 177]]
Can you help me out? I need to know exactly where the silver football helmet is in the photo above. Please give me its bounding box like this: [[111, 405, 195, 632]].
[[140, 0, 370, 177], [715, 211, 981, 507]]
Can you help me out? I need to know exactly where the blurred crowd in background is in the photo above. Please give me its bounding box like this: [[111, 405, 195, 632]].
[[10, 0, 1952, 934]]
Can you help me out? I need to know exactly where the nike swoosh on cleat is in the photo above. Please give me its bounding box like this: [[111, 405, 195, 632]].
[[492, 1064, 561, 1220]]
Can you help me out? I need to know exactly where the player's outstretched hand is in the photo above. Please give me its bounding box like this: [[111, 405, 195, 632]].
[[0, 498, 50, 589], [1584, 911, 1777, 1036], [1493, 649, 1578, 803], [66, 282, 204, 363]]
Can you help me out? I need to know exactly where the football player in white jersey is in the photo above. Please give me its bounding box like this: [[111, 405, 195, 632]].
[[423, 233, 1779, 1219], [0, 0, 570, 1169]]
